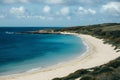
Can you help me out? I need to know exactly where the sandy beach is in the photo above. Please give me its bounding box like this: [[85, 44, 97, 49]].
[[0, 33, 120, 80]]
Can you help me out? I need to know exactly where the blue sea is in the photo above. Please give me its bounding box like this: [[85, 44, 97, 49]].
[[0, 27, 87, 75]]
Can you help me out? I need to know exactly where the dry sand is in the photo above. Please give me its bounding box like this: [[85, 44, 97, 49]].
[[0, 33, 120, 80]]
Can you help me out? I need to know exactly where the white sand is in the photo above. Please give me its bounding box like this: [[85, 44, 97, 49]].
[[0, 33, 120, 80]]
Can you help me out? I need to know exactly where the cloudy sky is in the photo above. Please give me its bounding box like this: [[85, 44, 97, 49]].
[[0, 0, 120, 27]]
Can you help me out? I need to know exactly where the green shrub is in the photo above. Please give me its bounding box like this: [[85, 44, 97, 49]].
[[81, 75, 95, 80]]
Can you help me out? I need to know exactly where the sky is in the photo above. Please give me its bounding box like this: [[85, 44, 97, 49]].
[[0, 0, 120, 27]]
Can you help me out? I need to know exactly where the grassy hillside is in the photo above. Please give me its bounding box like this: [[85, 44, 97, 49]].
[[18, 23, 120, 80], [55, 23, 120, 52], [52, 23, 120, 80], [53, 57, 120, 80]]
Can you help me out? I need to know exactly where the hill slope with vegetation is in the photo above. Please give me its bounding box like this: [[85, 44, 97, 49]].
[[18, 23, 120, 80], [55, 23, 120, 52], [52, 23, 120, 80], [53, 57, 120, 80]]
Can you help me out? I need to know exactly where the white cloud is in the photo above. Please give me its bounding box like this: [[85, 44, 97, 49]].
[[10, 6, 26, 15], [3, 0, 29, 4], [20, 15, 54, 20], [1, 0, 64, 4], [34, 16, 54, 20], [46, 0, 64, 4], [101, 2, 120, 15], [55, 6, 96, 17], [78, 7, 96, 15], [33, 15, 46, 20], [43, 6, 51, 13], [78, 7, 88, 14], [88, 9, 96, 14], [20, 0, 29, 3], [60, 7, 70, 15]]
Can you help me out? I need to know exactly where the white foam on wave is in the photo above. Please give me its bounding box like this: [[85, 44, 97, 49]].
[[26, 67, 42, 73], [65, 32, 90, 58], [5, 31, 14, 34], [76, 35, 90, 58]]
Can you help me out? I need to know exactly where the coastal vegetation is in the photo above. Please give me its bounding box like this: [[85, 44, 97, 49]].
[[18, 23, 120, 52], [53, 57, 120, 80], [18, 23, 120, 80], [52, 23, 120, 80], [55, 23, 120, 52]]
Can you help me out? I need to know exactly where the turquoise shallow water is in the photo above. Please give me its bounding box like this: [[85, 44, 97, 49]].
[[0, 27, 87, 75]]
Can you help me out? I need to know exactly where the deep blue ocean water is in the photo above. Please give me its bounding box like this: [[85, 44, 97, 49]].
[[0, 27, 87, 75]]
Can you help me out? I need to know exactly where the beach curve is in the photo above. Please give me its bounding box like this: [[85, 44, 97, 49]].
[[0, 33, 120, 80]]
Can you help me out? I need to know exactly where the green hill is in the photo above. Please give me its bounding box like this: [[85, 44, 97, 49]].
[[53, 57, 120, 80], [17, 23, 120, 80], [52, 23, 120, 80], [55, 23, 120, 52]]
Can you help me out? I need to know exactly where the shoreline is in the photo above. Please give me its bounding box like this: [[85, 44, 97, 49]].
[[0, 32, 88, 77], [0, 33, 120, 80], [0, 33, 89, 77]]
